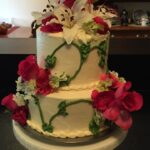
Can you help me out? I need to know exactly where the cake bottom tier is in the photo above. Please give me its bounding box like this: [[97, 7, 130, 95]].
[[27, 89, 107, 138]]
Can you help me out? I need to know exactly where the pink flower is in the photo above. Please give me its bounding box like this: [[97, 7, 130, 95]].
[[91, 80, 143, 130], [122, 91, 143, 112], [93, 17, 109, 34], [42, 15, 57, 25], [40, 23, 63, 33], [63, 0, 75, 8], [12, 106, 29, 126], [36, 68, 53, 95], [100, 72, 125, 90], [114, 110, 133, 130], [92, 90, 115, 112], [1, 94, 17, 112], [18, 55, 39, 81]]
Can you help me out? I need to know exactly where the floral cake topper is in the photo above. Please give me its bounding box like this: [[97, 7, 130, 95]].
[[32, 0, 117, 44]]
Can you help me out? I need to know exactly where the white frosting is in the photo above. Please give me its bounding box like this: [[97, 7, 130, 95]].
[[36, 29, 109, 89], [32, 28, 110, 138], [28, 89, 107, 138]]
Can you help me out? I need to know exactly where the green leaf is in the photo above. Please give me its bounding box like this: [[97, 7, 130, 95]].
[[45, 55, 56, 69], [89, 112, 101, 135], [42, 123, 53, 133], [97, 41, 107, 68], [58, 101, 68, 116], [99, 41, 107, 51], [80, 44, 90, 62], [59, 75, 71, 87], [99, 57, 105, 68]]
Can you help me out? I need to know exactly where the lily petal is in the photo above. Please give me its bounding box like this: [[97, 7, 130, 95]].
[[63, 24, 79, 44]]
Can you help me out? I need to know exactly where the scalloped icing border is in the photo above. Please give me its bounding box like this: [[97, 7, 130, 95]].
[[27, 120, 108, 138]]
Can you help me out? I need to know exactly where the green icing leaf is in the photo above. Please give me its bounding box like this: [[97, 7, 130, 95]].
[[58, 101, 68, 117], [99, 41, 107, 52], [82, 21, 103, 34], [50, 73, 71, 88], [42, 123, 53, 133], [89, 112, 104, 135], [80, 44, 90, 62], [45, 55, 56, 69], [97, 41, 107, 68]]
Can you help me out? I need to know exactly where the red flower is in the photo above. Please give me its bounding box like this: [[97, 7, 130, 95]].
[[114, 110, 133, 130], [91, 80, 143, 130], [87, 0, 94, 4], [92, 90, 115, 112], [63, 0, 75, 8], [36, 68, 53, 95], [93, 17, 109, 34], [18, 55, 39, 81], [1, 94, 17, 112], [103, 101, 121, 121], [12, 106, 29, 126], [41, 23, 63, 33], [122, 91, 143, 112], [42, 15, 57, 25]]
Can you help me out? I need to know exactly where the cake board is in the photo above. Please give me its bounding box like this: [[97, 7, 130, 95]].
[[13, 121, 127, 150]]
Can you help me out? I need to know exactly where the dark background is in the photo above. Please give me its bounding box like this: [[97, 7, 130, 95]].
[[0, 54, 149, 150]]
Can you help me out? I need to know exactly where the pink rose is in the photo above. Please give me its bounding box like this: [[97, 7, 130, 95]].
[[18, 55, 39, 81], [40, 23, 63, 33], [122, 91, 143, 112], [36, 68, 53, 95], [93, 17, 109, 34], [92, 90, 115, 112], [12, 106, 29, 126], [42, 15, 57, 25], [63, 0, 75, 8], [1, 94, 17, 112]]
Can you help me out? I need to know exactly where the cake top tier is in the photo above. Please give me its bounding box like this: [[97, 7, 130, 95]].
[[32, 0, 117, 44]]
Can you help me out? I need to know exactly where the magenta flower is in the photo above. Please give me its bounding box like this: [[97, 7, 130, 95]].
[[1, 94, 17, 112], [63, 0, 75, 8], [40, 23, 63, 33], [18, 55, 39, 81], [36, 68, 53, 95], [93, 16, 109, 35], [91, 80, 143, 130], [12, 106, 29, 126]]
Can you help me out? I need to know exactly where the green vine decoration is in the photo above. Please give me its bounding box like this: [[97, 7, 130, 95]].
[[48, 99, 92, 133], [97, 41, 107, 68], [45, 42, 91, 86], [45, 40, 107, 87], [89, 111, 104, 135], [34, 97, 105, 135], [34, 96, 53, 132], [45, 42, 66, 69]]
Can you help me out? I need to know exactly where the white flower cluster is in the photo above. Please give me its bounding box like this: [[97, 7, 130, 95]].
[[14, 77, 36, 106]]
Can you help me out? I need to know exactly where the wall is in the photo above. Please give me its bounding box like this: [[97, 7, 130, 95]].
[[0, 0, 47, 26], [0, 1, 150, 26]]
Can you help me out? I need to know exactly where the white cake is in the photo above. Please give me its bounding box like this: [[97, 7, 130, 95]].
[[1, 0, 143, 141], [27, 29, 109, 138]]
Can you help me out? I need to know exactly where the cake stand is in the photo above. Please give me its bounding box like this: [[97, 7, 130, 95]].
[[13, 121, 127, 150]]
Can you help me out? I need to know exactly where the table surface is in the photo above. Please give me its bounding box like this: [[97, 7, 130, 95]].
[[0, 106, 149, 150]]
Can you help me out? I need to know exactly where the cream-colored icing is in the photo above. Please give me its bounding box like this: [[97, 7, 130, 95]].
[[27, 89, 107, 138], [36, 29, 109, 89], [33, 28, 110, 138]]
